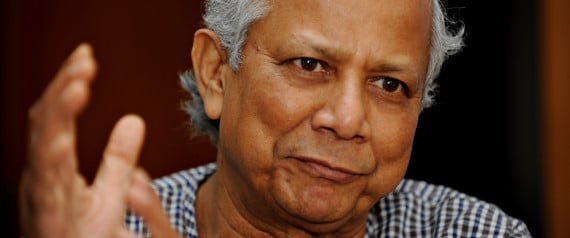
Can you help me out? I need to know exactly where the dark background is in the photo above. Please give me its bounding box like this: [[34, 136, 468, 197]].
[[408, 0, 542, 237], [1, 0, 544, 237]]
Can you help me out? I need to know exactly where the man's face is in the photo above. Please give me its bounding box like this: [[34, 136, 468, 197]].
[[215, 0, 432, 229]]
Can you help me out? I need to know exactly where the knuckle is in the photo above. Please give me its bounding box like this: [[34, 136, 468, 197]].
[[49, 133, 73, 159]]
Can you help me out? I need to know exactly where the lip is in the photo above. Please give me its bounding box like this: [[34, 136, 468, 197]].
[[291, 156, 360, 183]]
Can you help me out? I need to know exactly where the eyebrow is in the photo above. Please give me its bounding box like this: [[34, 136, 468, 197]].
[[287, 32, 352, 62], [371, 60, 421, 80], [284, 31, 422, 84], [374, 61, 421, 86]]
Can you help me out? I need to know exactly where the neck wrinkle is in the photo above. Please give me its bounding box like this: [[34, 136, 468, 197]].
[[200, 169, 276, 238], [203, 162, 369, 238]]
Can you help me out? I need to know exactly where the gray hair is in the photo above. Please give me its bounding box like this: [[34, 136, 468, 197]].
[[180, 0, 465, 143]]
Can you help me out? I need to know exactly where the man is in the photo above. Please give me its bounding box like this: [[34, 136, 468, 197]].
[[20, 0, 531, 237]]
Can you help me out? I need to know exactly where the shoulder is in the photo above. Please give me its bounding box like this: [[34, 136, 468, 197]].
[[366, 179, 532, 237], [124, 163, 217, 237], [152, 162, 217, 195]]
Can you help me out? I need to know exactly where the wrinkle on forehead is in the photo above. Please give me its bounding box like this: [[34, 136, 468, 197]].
[[276, 30, 423, 85], [253, 0, 431, 84]]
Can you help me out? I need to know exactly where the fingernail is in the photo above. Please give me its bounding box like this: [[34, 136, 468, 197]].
[[67, 44, 92, 76], [71, 43, 90, 58], [67, 57, 89, 76]]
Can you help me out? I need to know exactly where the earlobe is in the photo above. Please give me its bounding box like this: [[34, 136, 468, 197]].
[[191, 29, 227, 120]]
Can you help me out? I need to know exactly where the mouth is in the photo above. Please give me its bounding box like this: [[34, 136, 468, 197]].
[[291, 157, 360, 184]]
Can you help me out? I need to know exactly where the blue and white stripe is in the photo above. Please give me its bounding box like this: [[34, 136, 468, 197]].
[[125, 163, 531, 237]]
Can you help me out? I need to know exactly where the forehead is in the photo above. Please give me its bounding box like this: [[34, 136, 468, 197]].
[[248, 0, 432, 70], [267, 0, 433, 27]]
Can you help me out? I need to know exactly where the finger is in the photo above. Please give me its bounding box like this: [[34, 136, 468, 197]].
[[38, 43, 97, 110], [29, 43, 96, 131], [127, 169, 181, 238], [86, 115, 145, 238], [94, 114, 146, 192], [27, 44, 97, 172], [21, 45, 98, 235], [27, 81, 87, 172]]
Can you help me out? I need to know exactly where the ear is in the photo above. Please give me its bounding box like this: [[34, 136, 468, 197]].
[[191, 29, 228, 120]]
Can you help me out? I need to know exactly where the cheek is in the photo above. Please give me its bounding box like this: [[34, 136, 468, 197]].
[[243, 73, 317, 139], [374, 116, 417, 162], [366, 110, 418, 195], [369, 100, 420, 161], [219, 67, 316, 173]]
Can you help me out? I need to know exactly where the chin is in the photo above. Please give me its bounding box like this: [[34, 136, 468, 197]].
[[269, 173, 361, 224]]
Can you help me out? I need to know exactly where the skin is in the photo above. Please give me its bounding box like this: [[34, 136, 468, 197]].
[[20, 0, 432, 237], [194, 0, 432, 237], [20, 45, 180, 237]]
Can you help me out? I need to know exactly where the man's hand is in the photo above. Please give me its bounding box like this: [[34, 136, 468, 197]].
[[19, 44, 180, 238]]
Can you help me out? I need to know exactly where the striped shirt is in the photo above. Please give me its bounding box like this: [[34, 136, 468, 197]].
[[125, 163, 532, 237]]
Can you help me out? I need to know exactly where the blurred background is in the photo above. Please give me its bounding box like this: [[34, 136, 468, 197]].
[[1, 0, 568, 237]]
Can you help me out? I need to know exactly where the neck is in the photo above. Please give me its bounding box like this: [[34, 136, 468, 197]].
[[196, 170, 368, 238]]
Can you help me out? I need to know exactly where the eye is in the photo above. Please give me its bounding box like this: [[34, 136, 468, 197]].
[[374, 77, 407, 93], [292, 58, 325, 72]]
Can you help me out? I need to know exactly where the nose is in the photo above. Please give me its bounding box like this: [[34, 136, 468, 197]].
[[311, 74, 371, 141]]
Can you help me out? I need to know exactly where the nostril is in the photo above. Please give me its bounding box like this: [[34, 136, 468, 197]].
[[315, 126, 366, 143], [311, 105, 370, 141]]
